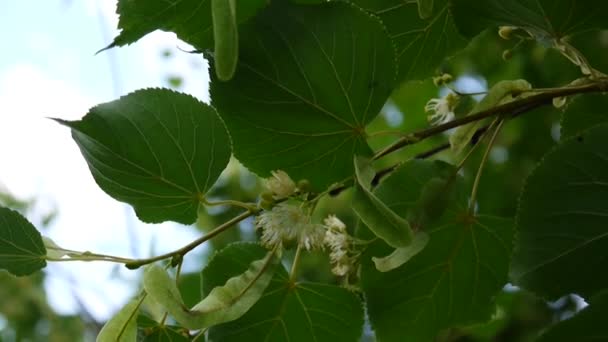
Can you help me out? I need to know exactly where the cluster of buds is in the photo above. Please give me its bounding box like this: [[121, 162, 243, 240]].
[[424, 92, 460, 126]]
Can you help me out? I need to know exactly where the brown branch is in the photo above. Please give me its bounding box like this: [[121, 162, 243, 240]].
[[373, 80, 608, 160]]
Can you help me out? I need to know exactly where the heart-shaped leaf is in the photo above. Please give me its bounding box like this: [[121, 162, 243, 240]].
[[360, 160, 513, 341], [210, 1, 396, 191], [58, 88, 231, 224], [204, 243, 364, 342], [349, 0, 468, 81], [104, 0, 267, 52], [0, 207, 46, 276], [511, 123, 608, 299]]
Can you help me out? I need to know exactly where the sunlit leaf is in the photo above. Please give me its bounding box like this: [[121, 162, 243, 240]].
[[352, 156, 413, 248], [57, 88, 231, 224], [97, 298, 140, 342], [360, 160, 513, 341], [0, 207, 46, 276], [143, 248, 277, 330], [205, 243, 364, 342], [210, 1, 396, 191], [511, 123, 608, 299], [349, 0, 468, 81]]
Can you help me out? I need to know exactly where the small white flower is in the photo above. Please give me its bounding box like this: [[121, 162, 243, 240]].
[[255, 203, 325, 251], [264, 170, 296, 199], [323, 215, 354, 277], [425, 92, 459, 126], [324, 215, 346, 232]]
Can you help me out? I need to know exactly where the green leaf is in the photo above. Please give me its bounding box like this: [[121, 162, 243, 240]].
[[0, 207, 46, 276], [204, 243, 364, 342], [143, 248, 277, 330], [212, 0, 239, 81], [352, 156, 414, 248], [210, 1, 396, 191], [57, 88, 231, 224], [349, 0, 468, 81], [360, 160, 513, 341], [537, 290, 608, 342], [511, 123, 608, 299], [451, 0, 608, 40], [105, 0, 267, 51], [97, 298, 140, 342], [560, 94, 608, 140]]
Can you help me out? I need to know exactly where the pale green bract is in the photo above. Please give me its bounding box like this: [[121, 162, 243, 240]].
[[212, 0, 239, 81], [449, 79, 532, 153], [96, 298, 140, 342], [352, 156, 414, 248], [372, 232, 430, 272], [143, 250, 278, 330]]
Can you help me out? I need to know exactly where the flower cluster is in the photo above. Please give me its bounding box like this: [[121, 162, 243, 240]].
[[255, 201, 357, 277], [254, 203, 324, 251], [323, 215, 354, 277], [424, 92, 459, 126]]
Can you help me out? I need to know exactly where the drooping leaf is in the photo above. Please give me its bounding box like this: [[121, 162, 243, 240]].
[[0, 207, 46, 276], [57, 88, 231, 224], [97, 298, 140, 342], [372, 232, 429, 272], [104, 0, 267, 51], [143, 248, 277, 330], [451, 0, 608, 40], [537, 290, 608, 342], [204, 243, 364, 342], [212, 0, 239, 81], [349, 0, 469, 81], [352, 156, 414, 248], [210, 1, 396, 191], [360, 160, 513, 341], [511, 123, 608, 299]]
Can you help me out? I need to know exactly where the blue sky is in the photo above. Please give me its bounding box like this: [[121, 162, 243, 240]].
[[0, 0, 213, 320]]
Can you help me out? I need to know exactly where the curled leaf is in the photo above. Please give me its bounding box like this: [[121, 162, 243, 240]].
[[373, 232, 430, 272], [143, 250, 278, 330], [352, 156, 414, 248], [97, 298, 140, 342]]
